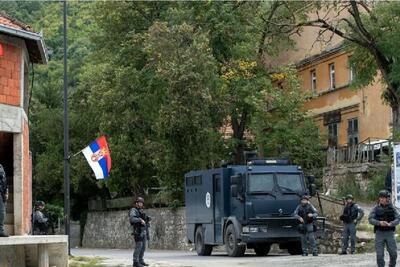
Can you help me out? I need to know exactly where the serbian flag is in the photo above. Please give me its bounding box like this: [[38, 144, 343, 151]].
[[82, 136, 111, 180]]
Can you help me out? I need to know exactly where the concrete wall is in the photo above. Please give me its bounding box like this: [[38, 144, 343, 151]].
[[82, 208, 189, 250]]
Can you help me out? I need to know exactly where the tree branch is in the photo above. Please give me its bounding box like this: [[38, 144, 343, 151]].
[[349, 0, 373, 43]]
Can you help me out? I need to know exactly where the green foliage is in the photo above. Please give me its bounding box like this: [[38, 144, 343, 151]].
[[251, 67, 325, 180], [337, 174, 363, 201], [337, 164, 388, 203], [69, 256, 106, 267], [45, 203, 64, 222]]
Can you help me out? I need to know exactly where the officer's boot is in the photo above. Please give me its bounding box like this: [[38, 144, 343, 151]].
[[140, 261, 149, 266], [133, 262, 144, 267]]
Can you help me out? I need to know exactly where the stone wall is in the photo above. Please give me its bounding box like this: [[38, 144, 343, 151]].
[[82, 208, 190, 250], [323, 162, 386, 194], [83, 205, 347, 254]]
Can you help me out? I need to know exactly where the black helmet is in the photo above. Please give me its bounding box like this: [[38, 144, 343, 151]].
[[135, 197, 144, 204], [35, 200, 45, 207], [378, 190, 391, 198], [345, 194, 354, 200]]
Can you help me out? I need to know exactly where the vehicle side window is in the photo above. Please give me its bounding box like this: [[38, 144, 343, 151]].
[[194, 176, 202, 185], [214, 174, 221, 192], [186, 177, 193, 187]]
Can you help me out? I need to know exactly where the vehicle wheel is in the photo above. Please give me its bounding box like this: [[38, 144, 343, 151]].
[[224, 224, 246, 257], [195, 226, 213, 256], [254, 243, 271, 256], [287, 241, 302, 255]]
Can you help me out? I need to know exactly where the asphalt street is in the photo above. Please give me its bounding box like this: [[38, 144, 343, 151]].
[[72, 248, 383, 267]]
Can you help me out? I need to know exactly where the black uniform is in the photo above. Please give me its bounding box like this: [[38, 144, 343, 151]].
[[369, 203, 400, 267], [340, 202, 364, 254], [129, 207, 150, 266], [33, 209, 49, 235], [293, 203, 318, 255]]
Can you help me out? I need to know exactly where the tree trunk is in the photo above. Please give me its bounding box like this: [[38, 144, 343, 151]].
[[231, 110, 248, 164], [392, 104, 400, 141]]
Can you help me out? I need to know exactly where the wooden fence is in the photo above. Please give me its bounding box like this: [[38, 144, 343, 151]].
[[326, 139, 391, 165]]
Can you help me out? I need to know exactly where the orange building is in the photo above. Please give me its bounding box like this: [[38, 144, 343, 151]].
[[297, 44, 391, 147], [0, 13, 47, 235]]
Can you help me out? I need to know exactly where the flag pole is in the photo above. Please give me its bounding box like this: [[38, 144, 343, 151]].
[[62, 0, 71, 255], [69, 150, 82, 160]]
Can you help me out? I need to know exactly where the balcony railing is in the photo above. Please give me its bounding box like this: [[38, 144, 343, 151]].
[[326, 138, 391, 165]]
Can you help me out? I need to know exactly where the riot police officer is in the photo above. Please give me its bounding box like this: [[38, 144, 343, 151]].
[[369, 190, 400, 267], [129, 197, 150, 267], [0, 164, 8, 237], [293, 195, 318, 256], [339, 194, 364, 254], [33, 201, 49, 235]]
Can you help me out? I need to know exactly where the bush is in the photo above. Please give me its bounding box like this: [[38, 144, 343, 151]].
[[337, 164, 388, 203], [337, 174, 364, 201]]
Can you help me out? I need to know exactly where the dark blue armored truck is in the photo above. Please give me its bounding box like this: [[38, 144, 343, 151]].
[[184, 159, 318, 257]]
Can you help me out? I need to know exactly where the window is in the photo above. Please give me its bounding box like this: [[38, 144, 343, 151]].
[[186, 177, 193, 187], [248, 174, 274, 192], [194, 176, 202, 186], [329, 63, 336, 89], [349, 56, 355, 82], [348, 118, 359, 146], [350, 65, 355, 82], [310, 69, 317, 93], [214, 174, 221, 193], [276, 174, 303, 191], [328, 123, 339, 147]]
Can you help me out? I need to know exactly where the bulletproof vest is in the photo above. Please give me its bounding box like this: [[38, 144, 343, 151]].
[[374, 204, 396, 232], [297, 204, 314, 224], [342, 203, 358, 223], [131, 208, 146, 233]]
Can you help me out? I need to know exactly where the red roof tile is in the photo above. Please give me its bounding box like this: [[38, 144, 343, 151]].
[[0, 11, 33, 32]]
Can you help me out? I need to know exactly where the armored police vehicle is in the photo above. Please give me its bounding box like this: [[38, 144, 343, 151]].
[[185, 158, 318, 257]]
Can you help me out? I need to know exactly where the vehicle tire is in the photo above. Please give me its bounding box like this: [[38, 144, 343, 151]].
[[254, 243, 271, 256], [195, 226, 213, 256], [287, 241, 302, 255], [224, 224, 246, 257]]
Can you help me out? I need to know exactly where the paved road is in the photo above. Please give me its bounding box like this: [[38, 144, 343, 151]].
[[72, 248, 383, 267]]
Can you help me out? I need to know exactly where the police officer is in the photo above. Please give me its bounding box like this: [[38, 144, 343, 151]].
[[0, 164, 8, 237], [293, 195, 318, 256], [129, 197, 150, 267], [369, 190, 400, 267], [33, 201, 49, 235], [339, 194, 364, 254]]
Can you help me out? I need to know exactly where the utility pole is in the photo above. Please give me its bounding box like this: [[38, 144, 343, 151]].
[[63, 0, 71, 255]]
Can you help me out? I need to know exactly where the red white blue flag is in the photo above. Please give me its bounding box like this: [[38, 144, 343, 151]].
[[82, 136, 112, 180]]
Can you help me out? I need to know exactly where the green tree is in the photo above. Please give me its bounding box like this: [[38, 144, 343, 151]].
[[144, 22, 225, 200], [251, 67, 324, 177]]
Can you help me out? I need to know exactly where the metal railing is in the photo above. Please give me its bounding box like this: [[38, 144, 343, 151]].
[[326, 138, 391, 165]]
